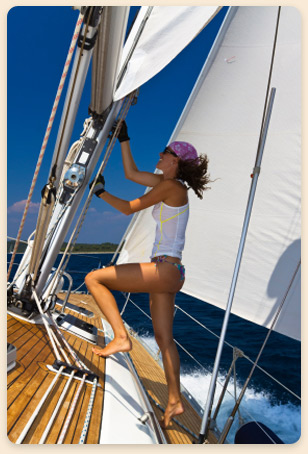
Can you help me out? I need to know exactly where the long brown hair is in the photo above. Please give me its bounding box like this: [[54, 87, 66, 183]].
[[176, 154, 211, 199]]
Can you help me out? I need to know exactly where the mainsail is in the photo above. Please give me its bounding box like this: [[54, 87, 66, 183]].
[[116, 7, 301, 341], [114, 6, 221, 101]]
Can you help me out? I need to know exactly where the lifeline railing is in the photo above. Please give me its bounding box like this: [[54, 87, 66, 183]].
[[119, 292, 301, 443], [7, 245, 300, 407], [7, 246, 300, 443]]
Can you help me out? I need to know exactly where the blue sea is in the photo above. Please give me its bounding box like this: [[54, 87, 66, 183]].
[[8, 252, 301, 444]]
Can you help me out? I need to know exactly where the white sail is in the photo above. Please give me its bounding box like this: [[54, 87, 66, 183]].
[[113, 6, 221, 101], [117, 7, 301, 341]]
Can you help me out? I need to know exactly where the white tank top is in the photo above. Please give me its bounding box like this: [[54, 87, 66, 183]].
[[151, 199, 189, 260]]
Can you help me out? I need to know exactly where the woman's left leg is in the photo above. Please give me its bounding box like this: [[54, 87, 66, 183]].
[[85, 269, 132, 357], [85, 262, 182, 357]]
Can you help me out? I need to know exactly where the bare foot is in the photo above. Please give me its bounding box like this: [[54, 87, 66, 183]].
[[92, 336, 132, 357], [160, 401, 184, 429]]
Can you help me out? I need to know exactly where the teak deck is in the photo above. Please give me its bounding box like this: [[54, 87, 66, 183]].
[[7, 292, 216, 444]]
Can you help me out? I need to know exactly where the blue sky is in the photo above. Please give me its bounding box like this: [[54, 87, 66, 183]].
[[7, 6, 227, 243]]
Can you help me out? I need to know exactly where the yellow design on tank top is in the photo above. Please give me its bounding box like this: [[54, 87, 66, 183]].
[[151, 201, 189, 259]]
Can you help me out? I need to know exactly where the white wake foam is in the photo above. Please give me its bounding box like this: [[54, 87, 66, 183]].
[[140, 334, 301, 444]]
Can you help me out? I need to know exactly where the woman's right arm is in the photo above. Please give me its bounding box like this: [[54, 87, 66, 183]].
[[120, 141, 163, 187]]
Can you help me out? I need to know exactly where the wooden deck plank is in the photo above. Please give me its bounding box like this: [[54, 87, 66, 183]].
[[61, 294, 216, 444], [8, 369, 51, 442], [85, 386, 104, 444], [8, 292, 217, 444], [7, 339, 54, 409], [7, 305, 105, 445], [8, 324, 47, 368], [7, 321, 29, 341], [68, 383, 103, 444], [128, 334, 201, 444], [44, 378, 79, 444], [24, 375, 71, 444], [64, 383, 89, 444]]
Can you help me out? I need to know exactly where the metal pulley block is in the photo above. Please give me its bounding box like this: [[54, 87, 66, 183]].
[[60, 163, 86, 204]]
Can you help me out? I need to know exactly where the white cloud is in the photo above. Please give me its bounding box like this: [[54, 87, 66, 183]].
[[7, 200, 40, 214], [101, 210, 127, 221], [87, 208, 127, 222]]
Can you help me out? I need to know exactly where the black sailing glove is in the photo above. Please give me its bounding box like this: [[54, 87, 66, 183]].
[[110, 120, 130, 143], [89, 174, 105, 197], [118, 120, 130, 142]]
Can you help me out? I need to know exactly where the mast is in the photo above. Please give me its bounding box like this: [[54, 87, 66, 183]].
[[13, 6, 130, 304], [49, 6, 103, 191]]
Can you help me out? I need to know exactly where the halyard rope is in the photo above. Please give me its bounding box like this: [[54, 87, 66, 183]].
[[44, 95, 136, 443], [61, 93, 135, 259], [52, 8, 94, 169], [11, 9, 96, 285], [39, 370, 77, 444], [32, 284, 89, 371], [57, 373, 88, 444], [79, 377, 98, 444], [49, 328, 72, 365], [15, 285, 93, 443], [48, 92, 136, 293], [32, 287, 62, 361], [15, 366, 66, 444], [7, 11, 84, 281]]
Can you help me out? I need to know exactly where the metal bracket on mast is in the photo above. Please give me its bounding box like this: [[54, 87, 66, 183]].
[[251, 165, 261, 178], [49, 7, 103, 192]]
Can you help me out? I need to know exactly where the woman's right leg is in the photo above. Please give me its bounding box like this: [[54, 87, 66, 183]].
[[150, 292, 184, 428]]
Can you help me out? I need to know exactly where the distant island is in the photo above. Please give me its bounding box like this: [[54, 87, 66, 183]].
[[7, 240, 119, 254], [60, 242, 119, 253]]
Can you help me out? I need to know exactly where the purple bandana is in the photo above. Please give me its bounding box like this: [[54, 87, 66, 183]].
[[168, 141, 198, 161]]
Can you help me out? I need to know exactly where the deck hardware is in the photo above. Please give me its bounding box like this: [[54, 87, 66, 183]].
[[146, 393, 198, 440], [78, 32, 98, 51], [139, 413, 150, 424], [7, 343, 17, 372], [55, 312, 98, 342], [53, 360, 98, 383], [60, 163, 86, 204]]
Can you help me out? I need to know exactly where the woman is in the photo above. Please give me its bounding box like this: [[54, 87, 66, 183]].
[[85, 121, 210, 428]]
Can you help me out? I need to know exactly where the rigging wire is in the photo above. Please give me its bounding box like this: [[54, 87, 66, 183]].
[[47, 92, 136, 295], [255, 7, 281, 162], [217, 259, 301, 444], [23, 10, 97, 284], [121, 292, 300, 407], [122, 290, 299, 444], [7, 11, 84, 281], [52, 8, 96, 175], [198, 6, 283, 444], [78, 378, 98, 444], [57, 373, 88, 444]]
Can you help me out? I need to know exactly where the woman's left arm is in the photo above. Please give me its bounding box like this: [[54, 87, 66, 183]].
[[98, 180, 174, 215]]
